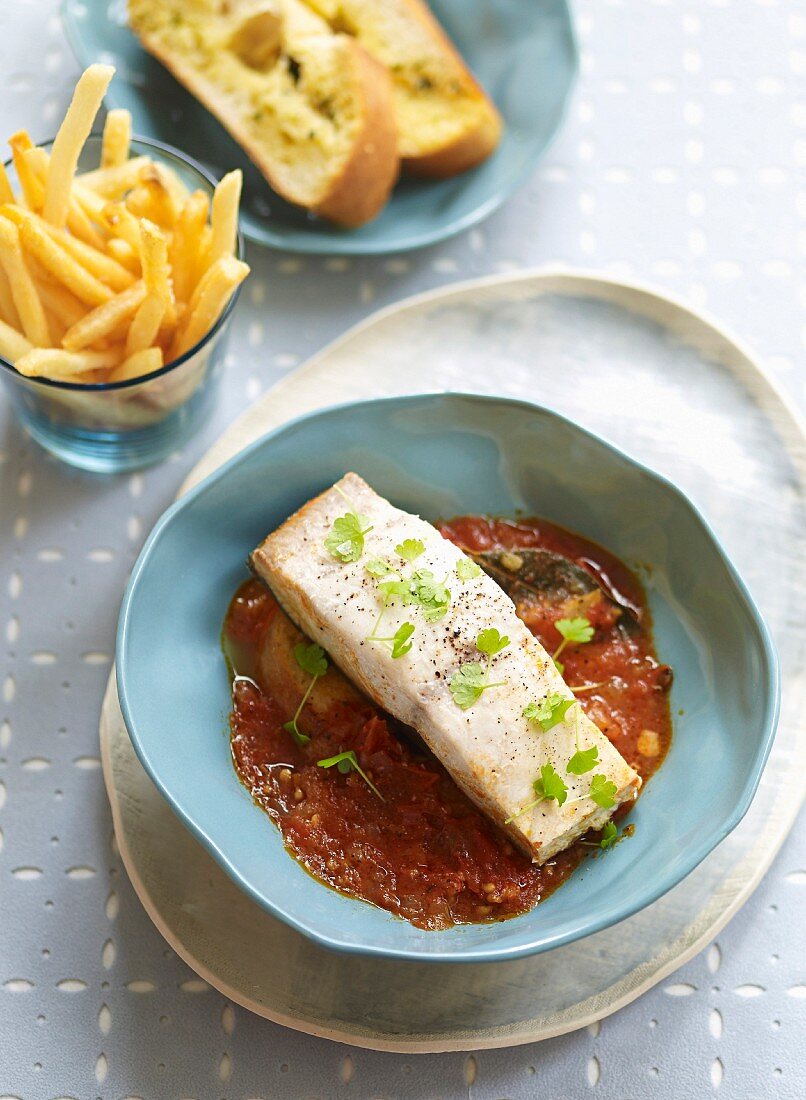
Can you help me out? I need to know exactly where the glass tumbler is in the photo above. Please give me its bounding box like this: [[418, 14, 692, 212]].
[[0, 135, 244, 472]]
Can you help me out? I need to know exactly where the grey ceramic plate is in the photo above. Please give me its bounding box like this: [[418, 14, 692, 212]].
[[102, 271, 805, 1045], [61, 0, 577, 253]]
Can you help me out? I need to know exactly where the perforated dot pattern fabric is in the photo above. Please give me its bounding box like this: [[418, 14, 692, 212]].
[[0, 0, 804, 1097]]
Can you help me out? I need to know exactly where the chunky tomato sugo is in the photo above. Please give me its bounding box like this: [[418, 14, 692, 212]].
[[223, 516, 672, 930]]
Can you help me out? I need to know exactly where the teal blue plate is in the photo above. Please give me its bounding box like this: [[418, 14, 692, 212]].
[[116, 394, 779, 962], [61, 0, 577, 253]]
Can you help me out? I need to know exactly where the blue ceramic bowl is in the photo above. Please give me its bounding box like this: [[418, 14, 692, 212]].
[[117, 394, 779, 962], [63, 0, 577, 253]]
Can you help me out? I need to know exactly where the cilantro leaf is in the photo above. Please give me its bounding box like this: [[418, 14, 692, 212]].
[[421, 603, 450, 624], [589, 773, 618, 809], [449, 662, 486, 709], [317, 749, 384, 800], [566, 744, 599, 775], [410, 568, 451, 622], [377, 578, 413, 601], [523, 692, 574, 732], [318, 750, 355, 771], [282, 719, 310, 747], [555, 617, 594, 645], [395, 538, 425, 562], [283, 644, 328, 745], [324, 512, 372, 563], [533, 762, 568, 806], [505, 763, 570, 823], [292, 642, 328, 679], [476, 628, 510, 657], [365, 557, 395, 577], [390, 622, 415, 659], [552, 616, 594, 667], [456, 557, 482, 582], [599, 821, 618, 849]]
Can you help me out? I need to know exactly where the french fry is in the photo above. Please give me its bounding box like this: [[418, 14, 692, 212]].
[[9, 132, 43, 211], [43, 64, 114, 227], [209, 170, 242, 265], [66, 199, 108, 251], [72, 180, 110, 224], [99, 201, 141, 250], [49, 224, 134, 292], [77, 155, 152, 197], [194, 224, 213, 287], [34, 278, 87, 330], [0, 204, 134, 292], [0, 217, 51, 346], [125, 293, 166, 358], [169, 190, 209, 302], [107, 237, 141, 275], [61, 281, 146, 351], [0, 264, 21, 328], [17, 143, 108, 251], [185, 247, 221, 316], [140, 163, 186, 222], [154, 162, 190, 206], [15, 345, 121, 380], [0, 317, 32, 363], [19, 218, 113, 307], [0, 162, 14, 205], [139, 218, 174, 314], [125, 185, 158, 223], [101, 108, 132, 169], [24, 147, 50, 194], [108, 345, 163, 384], [171, 256, 248, 358]]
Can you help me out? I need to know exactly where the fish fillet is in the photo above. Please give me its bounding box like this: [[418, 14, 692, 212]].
[[250, 473, 641, 863]]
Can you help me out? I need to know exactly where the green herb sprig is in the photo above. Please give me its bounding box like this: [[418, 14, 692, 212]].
[[365, 540, 451, 653], [552, 616, 594, 674], [588, 773, 618, 809], [366, 621, 415, 659], [580, 820, 624, 851], [522, 692, 574, 733], [396, 539, 425, 562], [456, 557, 482, 582], [476, 628, 510, 657], [324, 511, 373, 563], [505, 763, 568, 823], [565, 704, 599, 774], [566, 745, 599, 774], [449, 629, 510, 709], [283, 643, 328, 746], [317, 749, 384, 800], [568, 680, 609, 694]]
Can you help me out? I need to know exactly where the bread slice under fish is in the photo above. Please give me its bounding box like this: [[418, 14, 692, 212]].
[[305, 0, 502, 175], [128, 0, 399, 226], [250, 474, 640, 863]]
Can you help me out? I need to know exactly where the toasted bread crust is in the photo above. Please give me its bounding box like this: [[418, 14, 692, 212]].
[[394, 0, 501, 174], [323, 0, 502, 176], [131, 27, 399, 227], [402, 108, 501, 178], [312, 45, 399, 226]]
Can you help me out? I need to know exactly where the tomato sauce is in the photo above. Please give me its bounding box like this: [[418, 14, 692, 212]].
[[223, 516, 672, 931]]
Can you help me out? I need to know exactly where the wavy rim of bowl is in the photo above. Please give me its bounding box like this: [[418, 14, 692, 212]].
[[116, 392, 781, 963], [0, 132, 245, 393]]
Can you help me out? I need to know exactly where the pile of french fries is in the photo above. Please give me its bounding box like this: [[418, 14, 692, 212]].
[[0, 64, 250, 387]]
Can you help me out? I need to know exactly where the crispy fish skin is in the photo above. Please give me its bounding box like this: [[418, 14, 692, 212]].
[[250, 473, 641, 863]]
